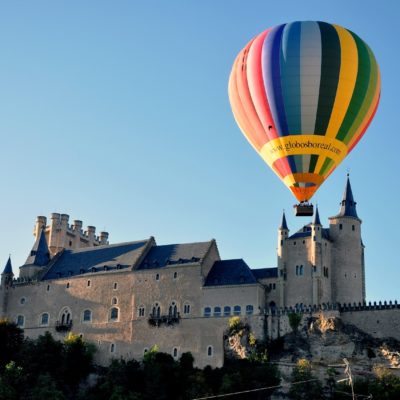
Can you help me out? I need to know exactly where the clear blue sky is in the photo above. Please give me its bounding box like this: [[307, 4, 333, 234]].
[[0, 1, 398, 302]]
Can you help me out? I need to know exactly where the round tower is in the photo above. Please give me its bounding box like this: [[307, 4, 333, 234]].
[[277, 212, 289, 307], [329, 176, 364, 304]]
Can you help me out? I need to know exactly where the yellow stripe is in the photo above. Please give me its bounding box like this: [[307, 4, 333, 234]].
[[259, 135, 348, 166], [313, 26, 358, 174]]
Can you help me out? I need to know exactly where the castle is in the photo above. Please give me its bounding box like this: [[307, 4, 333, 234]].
[[1, 177, 399, 367]]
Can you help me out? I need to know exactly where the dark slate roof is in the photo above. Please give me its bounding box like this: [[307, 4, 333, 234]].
[[334, 176, 359, 219], [313, 206, 321, 225], [251, 267, 278, 280], [137, 241, 212, 270], [42, 239, 150, 280], [204, 259, 257, 287], [289, 225, 330, 241], [280, 212, 288, 230], [2, 257, 13, 275], [23, 228, 50, 267]]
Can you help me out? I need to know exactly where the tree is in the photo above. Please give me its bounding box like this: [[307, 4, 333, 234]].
[[288, 359, 323, 400], [0, 320, 24, 371], [288, 313, 302, 333]]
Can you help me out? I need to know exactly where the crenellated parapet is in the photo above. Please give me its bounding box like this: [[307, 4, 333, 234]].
[[33, 213, 110, 256]]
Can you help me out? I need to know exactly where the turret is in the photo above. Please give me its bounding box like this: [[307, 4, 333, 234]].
[[329, 175, 364, 304], [277, 212, 289, 307], [1, 257, 14, 287], [86, 226, 96, 246], [99, 231, 109, 245], [311, 206, 322, 243], [34, 216, 47, 239], [20, 228, 50, 279]]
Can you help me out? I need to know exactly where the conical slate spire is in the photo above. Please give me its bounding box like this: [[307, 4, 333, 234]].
[[337, 175, 359, 218], [280, 211, 288, 230], [2, 256, 13, 275], [313, 206, 321, 225], [24, 228, 50, 266]]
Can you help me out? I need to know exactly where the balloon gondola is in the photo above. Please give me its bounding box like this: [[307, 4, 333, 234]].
[[228, 21, 380, 215]]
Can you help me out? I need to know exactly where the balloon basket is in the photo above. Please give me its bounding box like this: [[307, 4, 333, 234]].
[[293, 203, 314, 217]]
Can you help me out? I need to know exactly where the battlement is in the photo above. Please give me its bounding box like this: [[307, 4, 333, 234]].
[[264, 300, 400, 316], [34, 213, 110, 256]]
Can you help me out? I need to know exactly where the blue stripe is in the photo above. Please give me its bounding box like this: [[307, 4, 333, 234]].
[[262, 24, 289, 137], [280, 22, 301, 134]]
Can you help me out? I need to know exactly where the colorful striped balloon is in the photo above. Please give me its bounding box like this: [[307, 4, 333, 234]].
[[228, 21, 380, 202]]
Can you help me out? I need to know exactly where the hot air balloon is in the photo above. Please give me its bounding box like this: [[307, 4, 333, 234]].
[[228, 21, 380, 216]]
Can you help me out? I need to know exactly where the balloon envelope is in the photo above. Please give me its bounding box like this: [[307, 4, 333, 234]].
[[228, 21, 380, 202]]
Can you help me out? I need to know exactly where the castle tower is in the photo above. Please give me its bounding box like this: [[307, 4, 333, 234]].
[[329, 176, 365, 304], [310, 206, 331, 304], [277, 212, 289, 307], [1, 257, 14, 315], [20, 228, 50, 279]]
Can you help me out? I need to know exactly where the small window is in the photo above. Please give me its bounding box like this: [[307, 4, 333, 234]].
[[155, 273, 160, 281], [87, 280, 91, 287], [183, 304, 190, 315], [20, 297, 26, 305], [339, 224, 343, 230], [110, 307, 119, 321], [46, 285, 50, 291], [173, 272, 178, 279], [207, 345, 213, 357], [352, 225, 355, 231], [272, 283, 276, 290], [69, 241, 72, 246], [204, 307, 211, 317], [41, 313, 49, 326], [213, 306, 221, 317], [294, 241, 296, 245], [296, 265, 299, 276], [113, 282, 118, 290], [223, 306, 231, 316], [66, 282, 70, 289], [233, 305, 241, 316], [83, 309, 92, 322], [300, 265, 304, 276], [143, 348, 149, 354], [245, 305, 254, 315], [16, 315, 24, 327], [173, 347, 178, 358], [110, 343, 115, 353], [112, 297, 118, 305], [138, 306, 145, 317]]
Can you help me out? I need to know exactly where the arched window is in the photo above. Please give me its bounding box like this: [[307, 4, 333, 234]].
[[155, 273, 160, 281], [112, 297, 118, 305], [183, 303, 190, 315], [110, 343, 115, 353], [168, 302, 178, 317], [223, 306, 231, 317], [41, 313, 49, 326], [152, 303, 161, 318], [113, 282, 118, 290], [233, 305, 241, 316], [213, 306, 221, 317], [16, 315, 25, 327], [110, 307, 119, 321], [207, 345, 213, 357], [60, 308, 71, 325], [246, 305, 254, 315], [172, 347, 178, 358], [204, 307, 211, 317], [20, 297, 26, 305], [87, 280, 91, 287], [138, 306, 145, 317], [296, 265, 299, 276], [66, 282, 70, 289], [83, 309, 92, 322]]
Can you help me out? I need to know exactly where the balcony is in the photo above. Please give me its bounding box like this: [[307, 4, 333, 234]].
[[148, 313, 180, 327], [55, 320, 73, 332]]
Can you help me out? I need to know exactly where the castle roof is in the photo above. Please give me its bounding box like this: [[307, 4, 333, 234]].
[[136, 241, 213, 270], [280, 212, 288, 230], [2, 256, 13, 275], [42, 239, 151, 280], [23, 228, 50, 267], [204, 259, 257, 287], [313, 206, 321, 225], [289, 225, 330, 240], [251, 267, 278, 280], [333, 175, 359, 219]]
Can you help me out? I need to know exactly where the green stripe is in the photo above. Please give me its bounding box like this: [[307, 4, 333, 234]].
[[314, 22, 341, 135], [342, 44, 379, 145], [336, 31, 371, 142], [319, 157, 334, 175]]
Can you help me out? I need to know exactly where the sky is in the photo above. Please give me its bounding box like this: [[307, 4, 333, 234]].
[[0, 1, 398, 302]]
